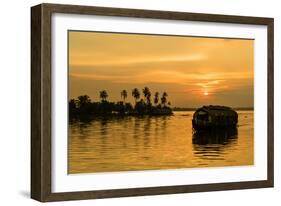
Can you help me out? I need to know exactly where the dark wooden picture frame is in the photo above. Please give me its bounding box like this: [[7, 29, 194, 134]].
[[31, 3, 274, 202]]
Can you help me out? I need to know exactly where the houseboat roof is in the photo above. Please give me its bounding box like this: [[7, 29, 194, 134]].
[[194, 105, 237, 117]]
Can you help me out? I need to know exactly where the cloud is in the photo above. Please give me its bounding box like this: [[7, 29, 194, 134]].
[[68, 31, 254, 107], [70, 53, 206, 67]]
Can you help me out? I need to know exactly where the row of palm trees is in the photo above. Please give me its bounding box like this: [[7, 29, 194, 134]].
[[69, 87, 172, 120], [99, 87, 170, 107]]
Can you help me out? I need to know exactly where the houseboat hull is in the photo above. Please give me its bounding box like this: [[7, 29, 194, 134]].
[[192, 119, 237, 130]]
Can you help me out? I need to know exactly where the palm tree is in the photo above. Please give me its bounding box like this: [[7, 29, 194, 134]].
[[142, 87, 151, 105], [154, 92, 159, 105], [161, 92, 168, 106], [77, 95, 91, 107], [121, 89, 128, 103], [99, 90, 108, 102], [69, 99, 78, 118], [132, 88, 140, 103]]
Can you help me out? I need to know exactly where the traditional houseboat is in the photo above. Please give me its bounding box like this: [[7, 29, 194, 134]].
[[192, 105, 238, 130]]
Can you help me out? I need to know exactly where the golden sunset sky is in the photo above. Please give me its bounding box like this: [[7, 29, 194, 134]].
[[69, 31, 254, 108]]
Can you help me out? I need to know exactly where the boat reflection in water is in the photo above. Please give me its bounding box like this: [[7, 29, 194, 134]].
[[192, 128, 238, 162], [69, 110, 253, 173]]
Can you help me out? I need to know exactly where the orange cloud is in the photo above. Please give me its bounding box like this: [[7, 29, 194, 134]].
[[68, 31, 254, 108]]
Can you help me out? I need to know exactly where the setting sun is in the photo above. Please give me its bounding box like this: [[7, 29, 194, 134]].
[[69, 31, 253, 108]]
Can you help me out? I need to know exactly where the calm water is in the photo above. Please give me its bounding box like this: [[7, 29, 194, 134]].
[[68, 111, 254, 174]]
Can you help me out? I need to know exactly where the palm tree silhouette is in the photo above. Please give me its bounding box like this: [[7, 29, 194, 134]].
[[77, 95, 91, 107], [132, 88, 140, 103], [154, 92, 159, 105], [142, 87, 151, 105], [161, 92, 168, 106], [99, 90, 108, 102], [121, 89, 128, 103]]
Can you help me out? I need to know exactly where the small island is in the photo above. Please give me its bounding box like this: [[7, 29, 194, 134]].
[[69, 87, 173, 120]]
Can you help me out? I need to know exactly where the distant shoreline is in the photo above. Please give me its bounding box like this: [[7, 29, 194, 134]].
[[172, 107, 254, 111]]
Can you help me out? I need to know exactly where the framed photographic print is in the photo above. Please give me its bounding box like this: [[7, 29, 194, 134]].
[[31, 3, 274, 202]]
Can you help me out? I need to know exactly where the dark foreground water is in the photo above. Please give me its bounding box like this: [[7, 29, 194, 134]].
[[68, 111, 254, 174]]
